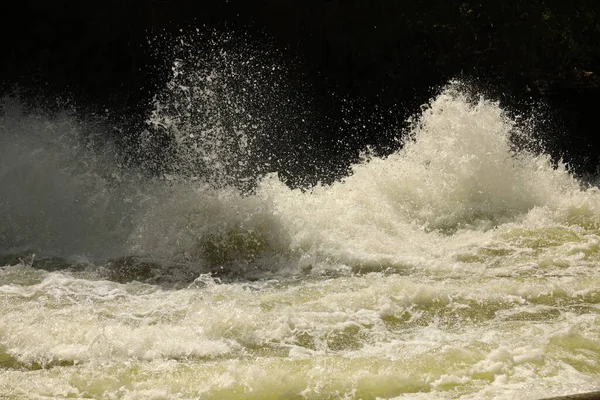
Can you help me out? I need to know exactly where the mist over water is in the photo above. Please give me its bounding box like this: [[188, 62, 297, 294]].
[[1, 35, 600, 398], [0, 98, 141, 261]]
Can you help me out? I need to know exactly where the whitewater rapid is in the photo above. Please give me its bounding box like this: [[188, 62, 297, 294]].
[[1, 83, 600, 399]]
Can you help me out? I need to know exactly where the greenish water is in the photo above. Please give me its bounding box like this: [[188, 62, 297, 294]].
[[1, 86, 600, 399]]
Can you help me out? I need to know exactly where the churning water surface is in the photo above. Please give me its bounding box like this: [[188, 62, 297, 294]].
[[1, 52, 600, 399]]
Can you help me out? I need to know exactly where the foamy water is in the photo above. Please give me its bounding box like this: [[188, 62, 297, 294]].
[[1, 79, 600, 399]]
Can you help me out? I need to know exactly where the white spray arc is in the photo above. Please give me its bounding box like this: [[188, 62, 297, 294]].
[[2, 78, 600, 399], [129, 80, 600, 278]]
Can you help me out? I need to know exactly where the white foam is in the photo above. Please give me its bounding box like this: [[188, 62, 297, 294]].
[[2, 83, 600, 398]]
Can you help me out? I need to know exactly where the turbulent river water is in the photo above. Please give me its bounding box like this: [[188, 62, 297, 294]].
[[1, 76, 600, 399]]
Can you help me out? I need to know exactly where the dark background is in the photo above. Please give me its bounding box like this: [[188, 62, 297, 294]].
[[2, 0, 600, 180]]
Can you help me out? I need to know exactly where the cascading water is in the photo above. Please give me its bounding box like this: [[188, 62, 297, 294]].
[[1, 37, 600, 399]]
